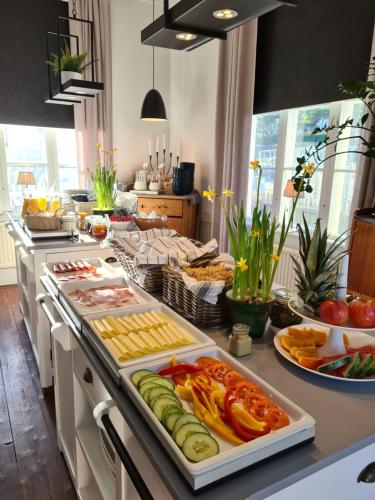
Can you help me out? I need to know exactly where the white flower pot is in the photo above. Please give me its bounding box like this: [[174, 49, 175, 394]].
[[61, 71, 82, 84]]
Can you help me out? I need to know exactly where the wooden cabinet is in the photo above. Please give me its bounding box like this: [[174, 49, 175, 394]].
[[348, 209, 375, 297], [137, 193, 200, 239]]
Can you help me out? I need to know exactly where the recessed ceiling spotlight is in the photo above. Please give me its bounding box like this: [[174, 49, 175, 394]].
[[176, 33, 197, 41], [213, 9, 239, 19]]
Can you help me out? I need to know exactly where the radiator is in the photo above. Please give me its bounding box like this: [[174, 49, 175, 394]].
[[0, 222, 16, 268], [274, 247, 299, 291]]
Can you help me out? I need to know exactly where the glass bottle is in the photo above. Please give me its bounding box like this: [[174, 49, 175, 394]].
[[228, 324, 252, 357]]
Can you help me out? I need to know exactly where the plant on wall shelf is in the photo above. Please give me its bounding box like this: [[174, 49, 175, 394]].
[[89, 144, 118, 213], [46, 39, 95, 76]]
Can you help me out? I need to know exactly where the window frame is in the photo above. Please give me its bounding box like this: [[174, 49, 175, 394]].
[[0, 125, 77, 211], [249, 99, 361, 245]]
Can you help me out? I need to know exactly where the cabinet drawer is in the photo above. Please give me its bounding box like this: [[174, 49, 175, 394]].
[[137, 197, 183, 217], [165, 217, 184, 234], [72, 341, 109, 407]]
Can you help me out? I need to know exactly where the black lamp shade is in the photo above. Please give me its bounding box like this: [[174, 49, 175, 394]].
[[140, 88, 167, 121]]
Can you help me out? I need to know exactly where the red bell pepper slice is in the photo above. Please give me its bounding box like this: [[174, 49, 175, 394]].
[[158, 363, 202, 376], [224, 391, 270, 441]]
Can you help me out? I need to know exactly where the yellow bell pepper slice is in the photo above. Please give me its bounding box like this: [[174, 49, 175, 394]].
[[176, 385, 193, 400], [231, 405, 267, 431]]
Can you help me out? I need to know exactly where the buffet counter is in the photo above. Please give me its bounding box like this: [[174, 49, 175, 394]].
[[39, 274, 375, 500]]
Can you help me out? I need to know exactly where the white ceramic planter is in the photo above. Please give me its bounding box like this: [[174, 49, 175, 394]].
[[61, 71, 82, 84]]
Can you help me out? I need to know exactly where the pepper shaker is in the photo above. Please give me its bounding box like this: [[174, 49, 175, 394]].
[[228, 324, 252, 357]]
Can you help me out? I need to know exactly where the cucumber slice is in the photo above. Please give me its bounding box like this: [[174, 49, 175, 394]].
[[175, 423, 209, 448], [150, 394, 181, 411], [181, 433, 219, 462], [163, 407, 184, 432], [153, 397, 181, 421], [131, 369, 154, 386], [138, 375, 175, 391], [172, 413, 201, 439], [146, 386, 176, 405], [317, 355, 352, 373], [139, 382, 160, 399]]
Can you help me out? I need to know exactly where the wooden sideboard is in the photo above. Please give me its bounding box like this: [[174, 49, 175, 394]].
[[348, 208, 375, 297], [137, 193, 200, 239]]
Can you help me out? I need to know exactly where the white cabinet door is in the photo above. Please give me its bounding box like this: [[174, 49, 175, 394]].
[[266, 442, 375, 500]]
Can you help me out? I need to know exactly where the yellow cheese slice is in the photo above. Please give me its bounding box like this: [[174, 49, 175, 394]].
[[116, 317, 132, 334], [101, 318, 116, 337], [156, 326, 176, 345], [104, 338, 128, 362], [131, 315, 147, 330], [149, 311, 167, 325], [118, 335, 142, 356], [148, 329, 167, 348], [123, 315, 141, 331], [111, 337, 132, 359], [105, 316, 127, 335], [138, 330, 158, 351], [137, 313, 154, 328], [175, 325, 195, 343], [128, 332, 151, 353], [165, 323, 194, 344], [144, 311, 161, 326], [162, 325, 185, 345], [91, 320, 108, 338]]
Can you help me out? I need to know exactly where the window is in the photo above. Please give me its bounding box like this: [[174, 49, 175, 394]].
[[0, 124, 78, 210], [248, 100, 364, 236]]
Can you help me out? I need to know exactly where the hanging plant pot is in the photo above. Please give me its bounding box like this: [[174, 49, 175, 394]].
[[61, 71, 82, 84], [92, 208, 114, 216], [226, 289, 275, 339]]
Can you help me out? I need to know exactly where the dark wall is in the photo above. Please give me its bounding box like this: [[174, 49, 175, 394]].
[[254, 0, 375, 114], [0, 0, 74, 128]]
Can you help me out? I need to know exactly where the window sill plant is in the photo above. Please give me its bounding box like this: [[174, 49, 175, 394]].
[[89, 144, 118, 216]]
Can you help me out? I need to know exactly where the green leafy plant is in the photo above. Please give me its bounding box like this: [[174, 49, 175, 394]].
[[46, 39, 94, 75], [291, 216, 350, 309], [203, 160, 311, 303], [89, 145, 118, 211]]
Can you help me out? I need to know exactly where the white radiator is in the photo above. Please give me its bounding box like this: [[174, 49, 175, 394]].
[[0, 222, 16, 268], [274, 247, 299, 291]]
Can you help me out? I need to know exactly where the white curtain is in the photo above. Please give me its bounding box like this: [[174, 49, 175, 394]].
[[211, 20, 258, 251], [70, 0, 113, 188]]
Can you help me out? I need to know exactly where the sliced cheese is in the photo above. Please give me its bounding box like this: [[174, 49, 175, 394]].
[[104, 338, 128, 362], [149, 311, 167, 325], [168, 323, 195, 344], [157, 326, 176, 345], [138, 330, 159, 351], [105, 316, 127, 335], [145, 311, 161, 326], [137, 313, 154, 328], [91, 319, 109, 338], [118, 335, 142, 356], [128, 332, 151, 353], [162, 324, 185, 345], [117, 317, 133, 334], [120, 315, 140, 331], [131, 315, 148, 330], [148, 329, 167, 348]]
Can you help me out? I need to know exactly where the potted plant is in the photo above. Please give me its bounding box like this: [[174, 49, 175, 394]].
[[89, 144, 118, 216], [46, 39, 95, 84], [204, 161, 310, 338]]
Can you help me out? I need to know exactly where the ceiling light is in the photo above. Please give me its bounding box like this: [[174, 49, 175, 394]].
[[213, 9, 239, 19], [176, 33, 197, 41]]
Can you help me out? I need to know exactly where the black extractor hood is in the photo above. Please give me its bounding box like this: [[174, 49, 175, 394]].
[[141, 0, 297, 51]]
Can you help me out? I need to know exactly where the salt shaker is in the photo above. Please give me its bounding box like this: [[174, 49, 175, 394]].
[[228, 324, 252, 357]]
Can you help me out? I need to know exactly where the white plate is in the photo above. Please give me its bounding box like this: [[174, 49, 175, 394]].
[[288, 299, 375, 333], [274, 323, 375, 382], [59, 276, 156, 316], [82, 303, 215, 369], [120, 346, 315, 490]]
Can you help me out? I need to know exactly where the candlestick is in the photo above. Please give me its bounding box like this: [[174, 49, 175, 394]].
[[163, 149, 166, 172], [148, 139, 152, 156], [156, 151, 159, 171], [176, 155, 180, 168], [167, 151, 173, 174], [149, 154, 153, 174], [156, 136, 159, 153], [163, 134, 166, 150]]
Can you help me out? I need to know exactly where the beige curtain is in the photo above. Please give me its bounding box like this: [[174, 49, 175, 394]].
[[70, 0, 112, 188], [211, 20, 258, 251]]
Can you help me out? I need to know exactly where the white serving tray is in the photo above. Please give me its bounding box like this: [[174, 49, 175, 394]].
[[120, 346, 315, 490], [42, 258, 123, 286], [274, 324, 375, 383], [82, 303, 215, 370], [59, 275, 157, 317]]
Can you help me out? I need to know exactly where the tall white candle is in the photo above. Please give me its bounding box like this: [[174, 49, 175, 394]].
[[148, 140, 152, 156], [169, 136, 172, 153], [156, 136, 159, 153], [163, 134, 166, 150], [336, 254, 349, 300]]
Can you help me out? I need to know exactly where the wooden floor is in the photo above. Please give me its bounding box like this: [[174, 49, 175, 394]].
[[0, 285, 76, 500]]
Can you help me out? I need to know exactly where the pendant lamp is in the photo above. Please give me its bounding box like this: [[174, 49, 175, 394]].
[[141, 0, 167, 121]]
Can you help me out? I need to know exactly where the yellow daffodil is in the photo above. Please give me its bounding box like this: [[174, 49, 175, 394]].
[[303, 162, 315, 175], [250, 230, 261, 237], [111, 147, 119, 152], [96, 143, 102, 149], [272, 255, 280, 263], [222, 188, 234, 198], [202, 186, 217, 202], [249, 160, 260, 170], [236, 257, 248, 272]]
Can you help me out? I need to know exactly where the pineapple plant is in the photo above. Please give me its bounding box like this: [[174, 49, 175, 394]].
[[291, 216, 350, 309]]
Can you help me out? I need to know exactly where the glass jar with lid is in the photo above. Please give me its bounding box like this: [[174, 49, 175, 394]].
[[269, 288, 303, 328], [228, 324, 252, 357]]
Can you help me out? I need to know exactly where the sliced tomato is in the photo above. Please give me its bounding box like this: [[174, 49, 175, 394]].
[[223, 370, 244, 390], [235, 380, 263, 400], [243, 393, 267, 412], [212, 362, 232, 382], [263, 407, 289, 430], [249, 399, 276, 422], [196, 357, 217, 377]]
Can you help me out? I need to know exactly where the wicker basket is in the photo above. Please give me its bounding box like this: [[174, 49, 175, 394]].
[[162, 266, 231, 327], [25, 209, 63, 231]]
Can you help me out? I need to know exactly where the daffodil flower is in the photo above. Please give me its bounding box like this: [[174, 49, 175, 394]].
[[96, 143, 102, 149], [236, 257, 248, 272], [303, 162, 315, 175], [222, 188, 234, 198], [250, 230, 261, 237], [272, 255, 280, 263], [249, 160, 260, 169], [202, 186, 217, 202]]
